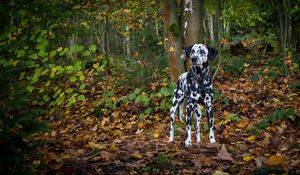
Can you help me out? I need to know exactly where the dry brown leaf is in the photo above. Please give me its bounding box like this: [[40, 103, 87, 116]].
[[100, 151, 115, 162], [262, 132, 270, 146], [101, 117, 110, 127], [91, 124, 98, 131], [216, 144, 234, 162], [135, 128, 143, 135]]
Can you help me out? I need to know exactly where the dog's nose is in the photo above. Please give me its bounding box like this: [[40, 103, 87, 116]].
[[191, 57, 198, 63]]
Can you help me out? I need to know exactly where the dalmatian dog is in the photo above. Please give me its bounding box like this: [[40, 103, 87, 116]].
[[169, 44, 218, 147]]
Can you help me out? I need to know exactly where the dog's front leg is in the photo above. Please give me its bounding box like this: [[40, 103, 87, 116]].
[[194, 104, 202, 143], [185, 101, 194, 147]]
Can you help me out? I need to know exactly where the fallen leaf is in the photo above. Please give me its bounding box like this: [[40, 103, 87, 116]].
[[100, 150, 115, 162], [236, 119, 249, 128], [247, 135, 256, 141], [192, 158, 202, 168], [135, 128, 143, 135], [88, 141, 105, 149], [153, 132, 160, 139], [129, 153, 143, 159], [213, 170, 229, 175], [101, 117, 110, 127], [91, 124, 98, 131], [243, 155, 254, 162], [216, 144, 234, 162], [262, 132, 270, 146], [266, 154, 285, 166]]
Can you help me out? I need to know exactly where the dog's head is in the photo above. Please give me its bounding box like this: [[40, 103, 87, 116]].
[[181, 44, 218, 66]]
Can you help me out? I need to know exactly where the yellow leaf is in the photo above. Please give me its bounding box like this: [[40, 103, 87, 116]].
[[111, 96, 117, 102], [247, 135, 256, 141], [88, 141, 105, 149], [243, 155, 254, 161], [129, 153, 143, 159], [266, 154, 285, 166], [61, 154, 70, 160], [153, 132, 160, 139], [169, 46, 174, 52], [93, 62, 99, 69], [56, 47, 63, 52]]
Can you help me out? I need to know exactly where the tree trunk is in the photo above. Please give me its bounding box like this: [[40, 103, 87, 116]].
[[125, 25, 131, 56], [182, 0, 205, 70], [162, 0, 184, 82], [182, 0, 204, 45]]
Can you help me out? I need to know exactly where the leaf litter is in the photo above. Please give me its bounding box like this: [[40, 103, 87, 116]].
[[35, 59, 300, 174]]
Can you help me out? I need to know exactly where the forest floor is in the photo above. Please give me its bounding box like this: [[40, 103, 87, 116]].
[[35, 56, 300, 174]]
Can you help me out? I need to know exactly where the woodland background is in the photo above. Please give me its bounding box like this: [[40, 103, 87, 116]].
[[0, 0, 300, 174]]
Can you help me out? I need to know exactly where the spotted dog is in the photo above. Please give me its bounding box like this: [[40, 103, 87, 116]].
[[169, 44, 218, 147]]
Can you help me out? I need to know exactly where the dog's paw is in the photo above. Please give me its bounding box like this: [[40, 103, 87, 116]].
[[185, 140, 192, 147], [210, 138, 216, 143]]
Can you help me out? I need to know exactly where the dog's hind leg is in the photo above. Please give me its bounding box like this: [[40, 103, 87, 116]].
[[194, 104, 202, 143], [178, 99, 184, 121], [204, 93, 216, 143]]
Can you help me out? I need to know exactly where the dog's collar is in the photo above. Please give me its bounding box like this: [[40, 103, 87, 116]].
[[191, 66, 202, 79]]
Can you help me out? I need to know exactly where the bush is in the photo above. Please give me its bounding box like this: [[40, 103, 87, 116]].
[[0, 65, 49, 174]]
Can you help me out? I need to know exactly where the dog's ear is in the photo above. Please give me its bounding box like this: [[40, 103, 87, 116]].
[[207, 45, 218, 61], [181, 45, 193, 60]]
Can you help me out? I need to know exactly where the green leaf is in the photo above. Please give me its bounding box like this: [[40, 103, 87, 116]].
[[29, 53, 38, 59], [128, 93, 136, 100], [17, 50, 25, 58], [134, 88, 141, 94], [69, 76, 77, 82], [38, 49, 48, 58], [66, 96, 76, 107], [66, 88, 73, 93], [26, 85, 34, 93], [74, 61, 82, 71], [78, 94, 85, 101], [79, 84, 86, 90], [145, 107, 151, 114], [59, 48, 69, 56], [79, 75, 85, 81], [83, 50, 91, 57], [50, 50, 57, 58], [89, 44, 97, 52]]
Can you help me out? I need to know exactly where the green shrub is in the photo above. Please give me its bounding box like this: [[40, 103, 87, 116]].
[[0, 65, 49, 174]]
